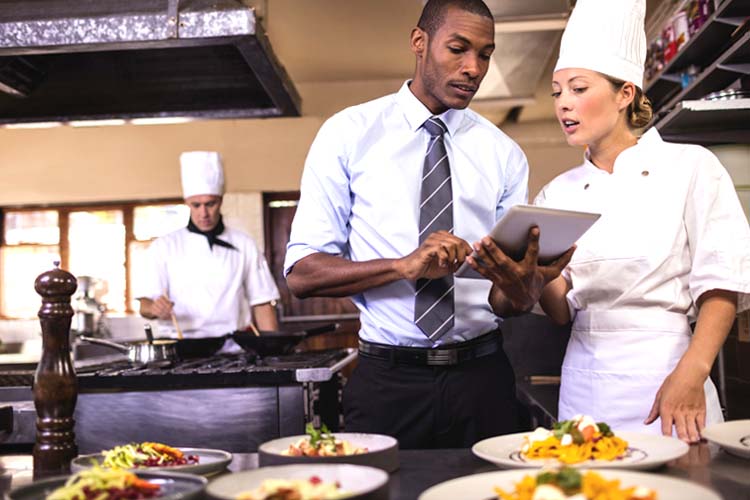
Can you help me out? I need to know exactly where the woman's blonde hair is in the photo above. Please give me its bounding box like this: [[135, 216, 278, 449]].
[[602, 74, 653, 129]]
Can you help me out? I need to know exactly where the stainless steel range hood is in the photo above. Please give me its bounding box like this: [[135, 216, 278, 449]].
[[0, 0, 301, 124]]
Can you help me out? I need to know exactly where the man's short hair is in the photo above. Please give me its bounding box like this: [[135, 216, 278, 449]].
[[417, 0, 494, 37]]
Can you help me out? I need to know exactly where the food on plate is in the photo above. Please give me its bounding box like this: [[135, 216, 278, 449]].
[[236, 475, 350, 500], [47, 466, 161, 500], [282, 423, 368, 457], [101, 442, 199, 468], [521, 415, 629, 464], [494, 467, 657, 500]]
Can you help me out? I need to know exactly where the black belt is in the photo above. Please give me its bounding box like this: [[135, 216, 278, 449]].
[[358, 330, 501, 366]]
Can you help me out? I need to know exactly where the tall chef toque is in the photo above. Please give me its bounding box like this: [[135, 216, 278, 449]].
[[180, 151, 225, 199], [554, 0, 647, 88]]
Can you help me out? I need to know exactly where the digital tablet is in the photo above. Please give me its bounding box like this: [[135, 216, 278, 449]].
[[455, 204, 601, 279]]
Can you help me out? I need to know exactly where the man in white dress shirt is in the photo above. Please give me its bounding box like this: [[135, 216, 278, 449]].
[[138, 151, 279, 339], [284, 0, 572, 448]]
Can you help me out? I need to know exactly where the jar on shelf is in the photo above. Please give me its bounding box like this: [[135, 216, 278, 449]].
[[672, 10, 691, 51], [663, 23, 678, 63], [689, 0, 714, 35], [680, 64, 701, 88]]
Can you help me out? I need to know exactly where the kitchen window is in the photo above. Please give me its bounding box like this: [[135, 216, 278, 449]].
[[0, 201, 188, 319]]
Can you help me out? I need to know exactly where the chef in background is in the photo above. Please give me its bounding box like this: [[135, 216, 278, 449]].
[[527, 0, 750, 441], [137, 151, 280, 337]]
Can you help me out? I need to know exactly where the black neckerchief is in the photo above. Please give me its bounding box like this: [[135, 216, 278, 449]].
[[187, 215, 237, 251]]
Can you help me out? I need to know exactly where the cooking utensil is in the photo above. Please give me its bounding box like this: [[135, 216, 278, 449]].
[[162, 291, 184, 340], [231, 323, 338, 357], [167, 335, 228, 359], [79, 336, 178, 367], [248, 322, 261, 337], [144, 323, 154, 344]]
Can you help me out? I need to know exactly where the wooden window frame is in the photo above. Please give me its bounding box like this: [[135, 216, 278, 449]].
[[0, 198, 183, 318]]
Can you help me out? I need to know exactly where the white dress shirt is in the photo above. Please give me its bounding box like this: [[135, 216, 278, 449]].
[[284, 81, 529, 347], [139, 226, 280, 338]]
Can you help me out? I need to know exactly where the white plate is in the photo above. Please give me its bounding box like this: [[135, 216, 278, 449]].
[[418, 469, 721, 500], [8, 470, 207, 500], [472, 431, 688, 470], [702, 419, 750, 459], [71, 447, 232, 476], [259, 433, 399, 472], [206, 464, 389, 500]]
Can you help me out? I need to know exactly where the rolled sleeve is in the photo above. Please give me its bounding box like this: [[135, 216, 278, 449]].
[[284, 114, 355, 276], [685, 148, 750, 312]]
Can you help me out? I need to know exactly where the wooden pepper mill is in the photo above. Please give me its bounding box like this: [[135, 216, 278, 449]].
[[32, 263, 78, 479]]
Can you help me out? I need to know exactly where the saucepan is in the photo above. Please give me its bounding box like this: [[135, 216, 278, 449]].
[[79, 325, 178, 367], [230, 323, 338, 357]]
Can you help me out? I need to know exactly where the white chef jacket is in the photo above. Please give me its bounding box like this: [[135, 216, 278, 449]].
[[284, 81, 529, 347], [138, 226, 280, 338], [535, 128, 750, 320], [534, 128, 750, 432]]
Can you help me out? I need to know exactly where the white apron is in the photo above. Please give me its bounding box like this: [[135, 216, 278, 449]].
[[559, 309, 723, 434]]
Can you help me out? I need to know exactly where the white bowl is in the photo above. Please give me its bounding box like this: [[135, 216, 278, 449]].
[[206, 464, 389, 500], [258, 433, 399, 472]]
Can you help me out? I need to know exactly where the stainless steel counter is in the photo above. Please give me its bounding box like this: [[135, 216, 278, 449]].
[[1, 442, 748, 499]]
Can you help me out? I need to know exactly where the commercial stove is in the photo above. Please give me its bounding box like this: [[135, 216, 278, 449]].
[[0, 348, 358, 453], [75, 348, 358, 389]]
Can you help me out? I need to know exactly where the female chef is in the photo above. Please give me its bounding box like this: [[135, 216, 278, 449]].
[[514, 0, 749, 442]]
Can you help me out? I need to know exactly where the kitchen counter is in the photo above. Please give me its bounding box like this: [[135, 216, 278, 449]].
[[1, 442, 749, 499]]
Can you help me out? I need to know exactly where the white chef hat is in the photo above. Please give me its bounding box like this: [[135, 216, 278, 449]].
[[180, 151, 225, 199], [554, 0, 647, 88]]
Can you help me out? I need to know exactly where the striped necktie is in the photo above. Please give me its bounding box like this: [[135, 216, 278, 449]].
[[414, 116, 454, 341]]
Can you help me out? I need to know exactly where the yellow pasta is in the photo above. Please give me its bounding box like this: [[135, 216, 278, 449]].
[[521, 417, 630, 464], [493, 470, 657, 500]]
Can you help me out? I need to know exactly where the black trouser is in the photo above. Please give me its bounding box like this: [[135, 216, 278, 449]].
[[343, 346, 521, 449]]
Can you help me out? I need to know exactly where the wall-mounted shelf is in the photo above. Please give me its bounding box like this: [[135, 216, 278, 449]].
[[644, 0, 750, 110], [655, 98, 750, 145], [648, 0, 750, 145], [660, 29, 750, 113]]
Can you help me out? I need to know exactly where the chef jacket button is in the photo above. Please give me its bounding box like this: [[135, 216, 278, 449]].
[[641, 170, 649, 176], [584, 183, 590, 190]]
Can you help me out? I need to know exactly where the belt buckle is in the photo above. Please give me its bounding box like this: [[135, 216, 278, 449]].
[[426, 348, 458, 366]]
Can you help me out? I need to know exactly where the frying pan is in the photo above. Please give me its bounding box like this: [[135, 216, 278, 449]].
[[230, 323, 338, 356], [163, 335, 227, 359], [79, 336, 178, 367]]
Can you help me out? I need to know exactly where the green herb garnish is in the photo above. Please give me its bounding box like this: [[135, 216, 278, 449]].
[[597, 422, 613, 437], [555, 467, 583, 494], [305, 422, 335, 449], [552, 419, 575, 440], [536, 467, 582, 495]]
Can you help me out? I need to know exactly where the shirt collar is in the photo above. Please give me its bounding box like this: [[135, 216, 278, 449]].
[[396, 80, 463, 136], [581, 127, 664, 173]]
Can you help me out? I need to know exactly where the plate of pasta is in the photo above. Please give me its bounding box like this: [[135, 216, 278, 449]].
[[417, 467, 721, 500], [472, 415, 688, 470]]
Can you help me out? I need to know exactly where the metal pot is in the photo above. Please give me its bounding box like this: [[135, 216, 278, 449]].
[[78, 336, 178, 367]]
